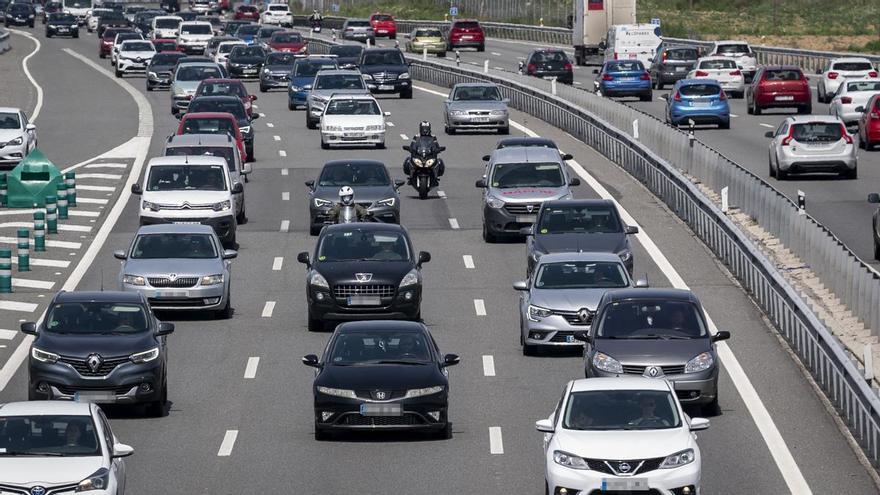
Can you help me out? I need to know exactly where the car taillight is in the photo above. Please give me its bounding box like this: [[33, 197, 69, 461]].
[[613, 52, 618, 60], [695, 70, 709, 77], [841, 124, 853, 144], [730, 70, 741, 76], [662, 52, 668, 62], [527, 63, 536, 73], [781, 127, 795, 146], [827, 71, 838, 79], [870, 71, 879, 78], [639, 72, 650, 80], [244, 100, 251, 108], [563, 62, 572, 71], [602, 74, 614, 81], [673, 91, 681, 102], [719, 91, 728, 100], [841, 96, 852, 104]]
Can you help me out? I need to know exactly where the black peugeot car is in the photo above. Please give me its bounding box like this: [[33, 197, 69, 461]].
[[297, 223, 430, 331], [22, 291, 174, 417], [4, 2, 35, 27], [45, 12, 78, 37], [302, 320, 459, 440], [358, 47, 412, 99], [259, 51, 296, 92], [186, 94, 257, 158], [227, 44, 267, 79], [146, 51, 186, 91]]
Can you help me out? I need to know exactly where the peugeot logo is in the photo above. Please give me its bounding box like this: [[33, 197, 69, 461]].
[[618, 462, 632, 473], [577, 308, 590, 322], [30, 487, 46, 495], [375, 391, 387, 400], [355, 273, 372, 282], [643, 366, 664, 378], [87, 354, 103, 373]]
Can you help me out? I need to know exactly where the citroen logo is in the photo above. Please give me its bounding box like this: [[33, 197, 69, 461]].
[[181, 202, 191, 210], [355, 273, 372, 282], [577, 308, 590, 322], [618, 462, 632, 473], [643, 366, 664, 378], [375, 391, 387, 400], [87, 354, 103, 373], [30, 487, 46, 495]]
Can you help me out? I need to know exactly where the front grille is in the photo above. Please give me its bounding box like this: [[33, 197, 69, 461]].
[[334, 284, 396, 297], [503, 203, 541, 215], [588, 490, 662, 495], [341, 414, 421, 426], [54, 384, 134, 395], [585, 457, 665, 476], [148, 297, 209, 307], [342, 126, 365, 131], [372, 72, 398, 81], [621, 364, 686, 375], [0, 483, 80, 495], [155, 203, 215, 210], [148, 277, 199, 288], [548, 331, 576, 343], [467, 110, 490, 115], [58, 356, 130, 377], [556, 310, 594, 326]]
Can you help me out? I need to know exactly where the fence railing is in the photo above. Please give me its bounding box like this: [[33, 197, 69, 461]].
[[0, 28, 10, 54], [307, 34, 880, 468]]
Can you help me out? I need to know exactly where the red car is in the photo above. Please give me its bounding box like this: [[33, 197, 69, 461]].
[[369, 12, 397, 39], [267, 31, 307, 53], [194, 78, 256, 117], [746, 65, 812, 115], [152, 38, 178, 52], [447, 19, 485, 52], [234, 5, 259, 21], [858, 93, 880, 150], [99, 27, 133, 59], [176, 112, 248, 162]]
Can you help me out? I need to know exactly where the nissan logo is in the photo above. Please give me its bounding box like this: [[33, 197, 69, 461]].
[[618, 462, 631, 473]]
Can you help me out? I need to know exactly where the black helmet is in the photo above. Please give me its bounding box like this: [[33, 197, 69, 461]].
[[419, 120, 431, 137]]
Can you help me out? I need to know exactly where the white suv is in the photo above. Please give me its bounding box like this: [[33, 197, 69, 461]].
[[320, 94, 388, 149], [177, 20, 214, 54], [817, 57, 878, 103], [115, 39, 156, 78], [261, 3, 292, 26], [132, 155, 242, 246], [709, 40, 757, 82], [0, 400, 133, 494]]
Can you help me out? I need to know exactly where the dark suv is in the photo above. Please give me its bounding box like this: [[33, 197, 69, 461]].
[[22, 291, 175, 417], [298, 223, 430, 331], [650, 44, 700, 89], [358, 48, 412, 99]]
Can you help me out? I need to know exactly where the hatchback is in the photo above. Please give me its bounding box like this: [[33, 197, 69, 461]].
[[176, 110, 248, 162], [341, 19, 374, 44], [447, 19, 484, 51], [746, 65, 811, 115], [524, 49, 574, 85], [594, 60, 652, 101], [766, 115, 857, 179], [369, 12, 396, 39], [666, 79, 730, 129], [650, 44, 700, 89], [857, 93, 880, 150]]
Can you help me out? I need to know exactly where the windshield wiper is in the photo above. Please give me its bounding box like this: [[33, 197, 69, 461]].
[[0, 451, 65, 457]]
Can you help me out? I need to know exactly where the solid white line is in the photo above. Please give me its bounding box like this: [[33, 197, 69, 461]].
[[12, 278, 55, 290], [0, 301, 38, 312], [279, 220, 290, 232], [261, 301, 276, 318], [462, 255, 474, 269], [76, 173, 122, 180], [730, 114, 739, 118], [448, 218, 459, 229], [281, 192, 290, 201], [386, 121, 395, 127], [400, 133, 409, 140], [266, 122, 274, 128], [760, 123, 775, 128], [279, 150, 287, 157], [281, 168, 288, 175], [489, 427, 504, 454], [474, 299, 486, 316], [273, 135, 281, 141], [272, 257, 283, 270], [573, 81, 582, 85], [11, 257, 70, 268], [217, 430, 238, 456], [8, 30, 43, 121], [75, 197, 109, 205], [84, 162, 127, 168], [493, 66, 504, 71], [0, 237, 81, 249], [0, 329, 17, 340], [75, 184, 116, 192], [244, 357, 260, 379], [259, 112, 266, 117], [482, 355, 496, 376]]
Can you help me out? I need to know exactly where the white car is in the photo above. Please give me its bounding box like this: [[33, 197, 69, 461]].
[[708, 40, 757, 82], [0, 400, 133, 494], [151, 15, 182, 39], [110, 32, 144, 66], [320, 94, 388, 149], [115, 39, 156, 78], [537, 377, 708, 495], [817, 57, 877, 103], [177, 20, 214, 54], [215, 39, 247, 66], [829, 78, 880, 125], [687, 56, 745, 98], [260, 3, 292, 26], [0, 107, 37, 166], [85, 8, 112, 33]]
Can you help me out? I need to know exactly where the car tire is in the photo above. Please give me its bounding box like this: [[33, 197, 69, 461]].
[[310, 224, 322, 236], [444, 125, 455, 135], [288, 101, 295, 110], [498, 126, 509, 135], [321, 140, 329, 150], [701, 396, 719, 417], [306, 116, 317, 129], [216, 291, 233, 319], [72, 31, 78, 38], [147, 383, 168, 417], [798, 104, 811, 115], [307, 312, 323, 332], [844, 167, 858, 180], [818, 84, 826, 103], [776, 165, 788, 180], [522, 343, 537, 356], [874, 239, 880, 261], [236, 204, 247, 224], [437, 422, 452, 440], [100, 52, 106, 59], [655, 80, 663, 90], [28, 388, 41, 401], [114, 68, 122, 78], [768, 157, 776, 178], [752, 101, 762, 115], [314, 426, 332, 441], [376, 141, 385, 149], [46, 32, 52, 38], [482, 222, 497, 243], [477, 44, 485, 52], [246, 145, 254, 162], [259, 84, 267, 92], [719, 120, 730, 130], [400, 88, 412, 99], [146, 84, 153, 92], [437, 51, 446, 58]]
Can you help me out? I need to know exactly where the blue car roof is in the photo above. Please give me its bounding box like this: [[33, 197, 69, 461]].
[[677, 78, 721, 86]]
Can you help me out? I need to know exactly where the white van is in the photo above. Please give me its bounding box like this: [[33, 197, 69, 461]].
[[603, 23, 662, 68], [152, 15, 183, 39]]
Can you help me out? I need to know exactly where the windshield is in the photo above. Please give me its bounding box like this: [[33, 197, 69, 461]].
[[490, 162, 564, 188], [188, 99, 246, 120], [181, 117, 235, 135], [846, 81, 880, 92], [146, 164, 228, 191], [325, 98, 380, 116], [218, 42, 244, 53], [597, 299, 707, 339], [535, 261, 628, 289], [606, 61, 644, 72], [231, 46, 265, 58], [699, 59, 736, 70], [0, 415, 101, 457], [0, 112, 21, 129], [123, 42, 154, 52], [131, 233, 217, 259], [362, 50, 405, 66], [328, 331, 432, 365], [52, 13, 75, 21], [236, 24, 259, 35], [180, 23, 212, 35], [151, 53, 183, 65], [176, 65, 222, 81], [791, 123, 843, 143], [679, 83, 721, 96], [716, 44, 750, 55], [266, 53, 296, 65], [318, 162, 389, 187], [330, 45, 362, 57], [452, 85, 502, 101], [317, 229, 410, 262], [315, 74, 365, 90], [198, 81, 245, 97], [258, 28, 280, 39], [833, 62, 874, 71], [537, 204, 622, 234], [563, 390, 680, 431], [665, 48, 698, 60], [414, 29, 442, 37], [165, 145, 235, 171], [46, 302, 149, 334], [271, 32, 301, 43], [295, 60, 337, 76]]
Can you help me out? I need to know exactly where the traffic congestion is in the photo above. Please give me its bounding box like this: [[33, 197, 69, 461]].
[[0, 1, 878, 494]]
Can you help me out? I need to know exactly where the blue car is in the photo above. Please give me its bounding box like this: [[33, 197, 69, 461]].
[[235, 24, 260, 45], [287, 56, 339, 110], [594, 60, 653, 101], [665, 79, 730, 129]]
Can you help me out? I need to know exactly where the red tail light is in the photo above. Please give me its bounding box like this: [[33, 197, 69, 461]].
[[602, 74, 614, 81], [695, 70, 709, 77], [613, 52, 618, 60], [870, 71, 879, 78], [827, 71, 839, 79], [639, 72, 650, 80], [662, 52, 668, 62], [729, 70, 741, 76], [563, 62, 572, 71], [841, 96, 852, 104], [841, 124, 854, 144], [781, 127, 795, 146], [872, 112, 880, 120], [719, 91, 728, 100], [527, 63, 536, 73], [673, 91, 681, 102]]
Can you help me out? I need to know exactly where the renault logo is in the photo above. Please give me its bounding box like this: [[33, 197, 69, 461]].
[[577, 308, 590, 322], [618, 462, 631, 473], [355, 273, 372, 282], [375, 391, 387, 400], [30, 487, 46, 495], [643, 366, 664, 378], [87, 354, 103, 373]]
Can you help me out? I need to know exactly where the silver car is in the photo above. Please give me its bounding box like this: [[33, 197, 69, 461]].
[[115, 224, 237, 318], [341, 18, 375, 44], [443, 82, 509, 134], [828, 78, 880, 125], [170, 61, 226, 114], [305, 69, 369, 129], [476, 146, 580, 242], [765, 115, 858, 180], [514, 252, 644, 355]]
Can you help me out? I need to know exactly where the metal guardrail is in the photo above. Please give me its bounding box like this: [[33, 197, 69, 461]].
[[0, 28, 10, 54], [306, 34, 880, 468]]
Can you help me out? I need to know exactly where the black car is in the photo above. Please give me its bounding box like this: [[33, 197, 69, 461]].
[[132, 9, 163, 35], [177, 11, 197, 21], [297, 223, 430, 331], [302, 320, 459, 440], [329, 43, 363, 69], [227, 45, 266, 79], [358, 47, 412, 99], [146, 51, 186, 90], [650, 44, 700, 90], [160, 0, 179, 13], [525, 199, 638, 276], [577, 288, 730, 414], [22, 290, 175, 416], [222, 19, 250, 36], [259, 51, 296, 92], [41, 0, 61, 23], [254, 25, 282, 48], [45, 12, 78, 37], [5, 2, 35, 27], [96, 9, 128, 36], [186, 95, 257, 158], [523, 49, 574, 85]]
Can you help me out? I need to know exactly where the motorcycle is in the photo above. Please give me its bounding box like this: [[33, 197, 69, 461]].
[[310, 18, 322, 33], [402, 138, 445, 199], [323, 204, 374, 226]]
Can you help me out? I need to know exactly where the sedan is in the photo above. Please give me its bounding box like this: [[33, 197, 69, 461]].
[[183, 96, 256, 159], [302, 320, 459, 440], [320, 94, 388, 149], [746, 65, 811, 115], [537, 377, 709, 495], [169, 62, 225, 114], [226, 44, 267, 79], [45, 12, 78, 37], [266, 30, 306, 53], [650, 44, 699, 90], [817, 57, 877, 103], [194, 78, 255, 117], [828, 78, 880, 126], [523, 48, 574, 85], [766, 115, 857, 180], [443, 82, 509, 134], [594, 60, 652, 101], [0, 107, 37, 167], [115, 223, 237, 317], [665, 79, 731, 129]]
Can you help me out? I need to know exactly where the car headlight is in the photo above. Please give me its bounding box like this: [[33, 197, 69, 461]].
[[123, 274, 145, 286], [486, 196, 505, 209], [365, 124, 384, 131], [618, 248, 632, 263], [684, 351, 714, 374], [398, 72, 410, 80], [403, 385, 444, 398], [553, 450, 590, 470], [75, 467, 110, 492], [324, 125, 343, 131], [48, 24, 57, 28], [527, 304, 552, 322], [173, 86, 187, 96], [7, 136, 23, 146], [239, 125, 251, 134], [309, 272, 329, 289], [314, 198, 333, 208], [31, 347, 60, 363], [289, 85, 302, 92], [490, 109, 507, 116], [148, 71, 158, 78], [141, 200, 159, 211], [362, 73, 373, 80], [399, 268, 419, 288], [262, 68, 270, 75], [201, 274, 224, 285], [592, 352, 623, 374], [317, 386, 357, 399], [377, 197, 395, 207], [129, 347, 159, 364], [449, 110, 466, 116], [212, 200, 232, 212], [660, 449, 695, 469]]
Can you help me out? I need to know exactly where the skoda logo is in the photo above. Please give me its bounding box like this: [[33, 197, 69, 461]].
[[644, 366, 664, 378], [618, 462, 631, 473], [168, 273, 178, 281], [87, 354, 103, 373], [355, 273, 372, 282], [30, 487, 46, 495], [375, 391, 387, 400], [577, 308, 590, 322]]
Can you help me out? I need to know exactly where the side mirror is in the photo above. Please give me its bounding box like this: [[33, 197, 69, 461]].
[[174, 112, 182, 120], [815, 68, 822, 75], [856, 106, 865, 113], [561, 153, 573, 161], [869, 193, 880, 204], [112, 443, 135, 458], [232, 182, 244, 194], [625, 225, 639, 235], [475, 179, 487, 188], [222, 249, 238, 259], [25, 123, 36, 131], [598, 41, 606, 50], [512, 280, 528, 291], [519, 226, 533, 236], [297, 251, 311, 266], [241, 163, 252, 174], [441, 353, 460, 367], [394, 178, 405, 188], [764, 131, 774, 138], [301, 354, 321, 367], [535, 418, 554, 433], [481, 154, 491, 161], [113, 249, 127, 260], [690, 417, 710, 431], [592, 68, 599, 74], [573, 330, 591, 343], [569, 177, 581, 186], [402, 145, 411, 152], [383, 111, 391, 116], [437, 146, 446, 152], [251, 113, 260, 120], [417, 251, 431, 266], [156, 321, 175, 335], [712, 330, 731, 342], [635, 278, 649, 288], [20, 322, 37, 335], [304, 179, 315, 189], [131, 183, 143, 194]]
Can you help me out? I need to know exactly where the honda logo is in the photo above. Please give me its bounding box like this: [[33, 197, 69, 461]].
[[87, 354, 103, 373], [355, 273, 372, 282]]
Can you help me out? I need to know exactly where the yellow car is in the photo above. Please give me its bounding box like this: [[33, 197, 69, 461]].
[[405, 28, 447, 56]]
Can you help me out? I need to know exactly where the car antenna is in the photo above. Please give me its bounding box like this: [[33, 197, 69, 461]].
[[100, 267, 105, 292]]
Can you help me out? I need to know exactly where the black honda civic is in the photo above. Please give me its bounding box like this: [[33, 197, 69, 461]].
[[302, 320, 459, 440]]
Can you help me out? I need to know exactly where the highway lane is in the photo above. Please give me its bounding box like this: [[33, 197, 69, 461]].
[[0, 29, 876, 494]]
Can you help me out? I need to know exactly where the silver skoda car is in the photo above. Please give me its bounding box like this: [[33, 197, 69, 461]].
[[513, 252, 644, 355], [115, 224, 237, 318]]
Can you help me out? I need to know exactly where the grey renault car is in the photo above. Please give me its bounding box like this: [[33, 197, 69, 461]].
[[306, 159, 404, 235], [513, 252, 645, 355], [525, 199, 638, 276], [577, 288, 731, 414], [443, 82, 509, 134], [476, 146, 580, 242], [306, 69, 370, 129], [115, 224, 237, 318]]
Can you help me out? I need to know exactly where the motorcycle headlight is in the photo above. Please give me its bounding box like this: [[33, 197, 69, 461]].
[[123, 274, 145, 286], [141, 200, 159, 211], [398, 72, 410, 80], [7, 136, 23, 146], [527, 304, 552, 322], [377, 197, 395, 207], [75, 467, 110, 492], [413, 158, 424, 167], [314, 198, 333, 208], [212, 199, 231, 211], [618, 248, 632, 263], [309, 272, 329, 289], [399, 268, 419, 288], [317, 386, 357, 398], [490, 109, 507, 116], [129, 347, 159, 364], [592, 352, 623, 374], [486, 196, 505, 209], [553, 450, 590, 470], [403, 385, 443, 398], [31, 347, 60, 363], [201, 274, 224, 285], [424, 158, 435, 167], [684, 351, 714, 374], [660, 449, 695, 469]]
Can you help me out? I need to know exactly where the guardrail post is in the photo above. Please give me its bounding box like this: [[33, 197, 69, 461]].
[[632, 119, 639, 140], [366, 37, 371, 48], [551, 77, 557, 95], [422, 47, 427, 61], [797, 190, 806, 214], [33, 211, 45, 252], [484, 60, 489, 74], [57, 183, 68, 220], [65, 171, 76, 207], [455, 50, 460, 67], [45, 195, 57, 234], [0, 173, 6, 206], [865, 344, 875, 384], [0, 248, 10, 293], [17, 228, 29, 272]]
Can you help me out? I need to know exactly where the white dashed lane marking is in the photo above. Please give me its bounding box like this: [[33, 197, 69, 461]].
[[12, 278, 55, 290], [482, 355, 495, 376], [76, 173, 122, 180], [280, 220, 289, 232], [760, 123, 775, 128], [244, 357, 260, 379], [281, 192, 290, 201], [400, 133, 408, 140], [273, 135, 281, 141], [462, 255, 474, 269], [474, 299, 486, 316], [279, 150, 287, 157], [75, 197, 109, 205], [261, 301, 276, 318], [217, 430, 238, 456], [437, 190, 446, 199], [489, 427, 504, 454], [0, 301, 38, 313], [0, 329, 17, 340], [386, 121, 394, 127], [448, 218, 459, 229], [266, 123, 274, 128], [491, 52, 501, 56], [75, 184, 115, 192], [272, 257, 283, 270], [281, 168, 288, 175]]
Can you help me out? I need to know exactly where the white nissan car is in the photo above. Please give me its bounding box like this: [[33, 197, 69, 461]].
[[320, 94, 388, 149], [0, 107, 37, 167], [537, 377, 708, 495], [0, 400, 133, 494]]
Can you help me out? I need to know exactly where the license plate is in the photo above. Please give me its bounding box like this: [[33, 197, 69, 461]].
[[676, 66, 687, 72], [516, 215, 537, 223], [347, 295, 381, 306], [377, 29, 387, 33], [542, 76, 555, 80], [343, 132, 363, 137], [461, 35, 473, 40], [620, 77, 636, 81], [776, 95, 794, 101], [378, 84, 394, 90], [157, 290, 189, 298], [244, 69, 257, 74], [360, 403, 402, 416], [601, 478, 650, 491], [691, 101, 712, 107], [472, 117, 490, 123], [74, 391, 117, 403]]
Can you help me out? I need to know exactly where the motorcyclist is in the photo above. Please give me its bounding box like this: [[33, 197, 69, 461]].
[[327, 186, 370, 223], [404, 121, 444, 185], [309, 9, 323, 28]]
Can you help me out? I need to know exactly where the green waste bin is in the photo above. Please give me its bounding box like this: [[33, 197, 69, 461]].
[[5, 149, 63, 208]]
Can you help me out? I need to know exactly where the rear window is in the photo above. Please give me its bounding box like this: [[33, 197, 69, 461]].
[[330, 45, 362, 57], [532, 51, 568, 63], [679, 83, 721, 96], [271, 32, 302, 43], [846, 81, 880, 92], [791, 123, 843, 142], [347, 20, 370, 27], [181, 24, 212, 35], [453, 21, 480, 30], [665, 48, 698, 60], [372, 14, 393, 21], [267, 5, 287, 11], [699, 59, 736, 70], [762, 69, 802, 81], [152, 53, 184, 64], [239, 5, 257, 12], [362, 50, 405, 66], [716, 44, 750, 55], [606, 61, 644, 72], [833, 62, 874, 72]]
